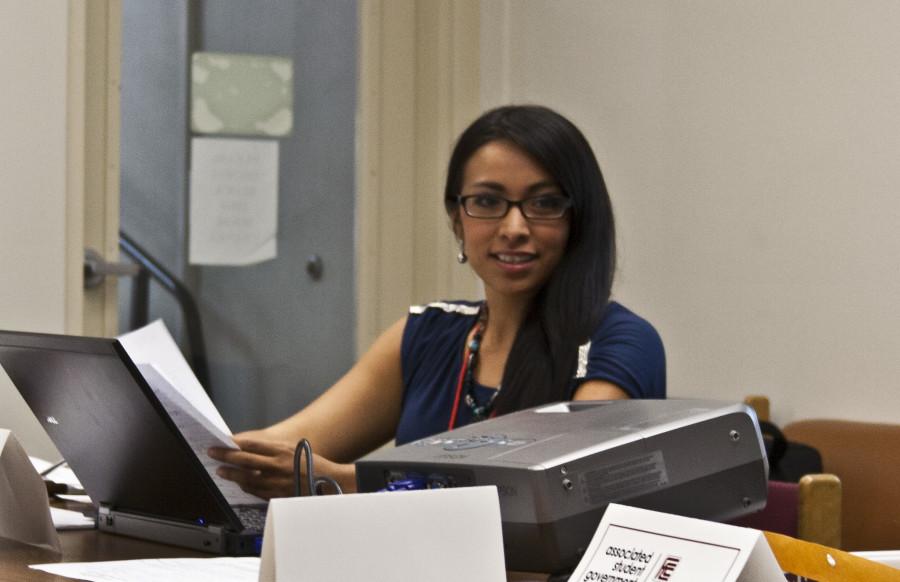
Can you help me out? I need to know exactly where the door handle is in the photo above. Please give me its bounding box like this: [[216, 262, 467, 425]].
[[84, 247, 142, 289], [305, 254, 324, 281]]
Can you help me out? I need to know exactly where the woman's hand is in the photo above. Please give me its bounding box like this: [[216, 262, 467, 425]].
[[208, 432, 357, 499]]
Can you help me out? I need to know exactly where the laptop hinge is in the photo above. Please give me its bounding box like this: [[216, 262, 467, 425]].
[[98, 505, 225, 554]]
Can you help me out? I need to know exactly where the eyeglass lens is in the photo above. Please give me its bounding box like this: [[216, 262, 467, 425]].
[[460, 194, 570, 219]]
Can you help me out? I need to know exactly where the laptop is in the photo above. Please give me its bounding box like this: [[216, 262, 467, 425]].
[[0, 329, 266, 555]]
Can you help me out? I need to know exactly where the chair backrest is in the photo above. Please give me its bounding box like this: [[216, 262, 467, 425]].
[[744, 394, 770, 422], [784, 419, 900, 551], [729, 474, 842, 548]]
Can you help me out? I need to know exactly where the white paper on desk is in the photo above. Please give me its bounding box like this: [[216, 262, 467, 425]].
[[189, 137, 279, 266], [852, 551, 900, 570], [137, 363, 264, 506], [49, 507, 95, 530], [0, 430, 61, 552], [42, 464, 84, 492], [55, 493, 92, 504], [259, 486, 506, 582], [118, 319, 228, 435], [30, 557, 260, 582], [28, 456, 55, 474], [566, 504, 784, 582]]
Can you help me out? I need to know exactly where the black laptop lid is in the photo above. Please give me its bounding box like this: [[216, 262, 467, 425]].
[[0, 329, 239, 529]]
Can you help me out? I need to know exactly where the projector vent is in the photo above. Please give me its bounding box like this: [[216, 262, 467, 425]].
[[581, 450, 668, 505]]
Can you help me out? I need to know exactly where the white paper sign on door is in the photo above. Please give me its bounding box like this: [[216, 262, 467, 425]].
[[567, 504, 784, 582], [189, 137, 279, 266]]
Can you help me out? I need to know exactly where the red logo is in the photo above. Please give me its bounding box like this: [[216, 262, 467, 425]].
[[655, 555, 681, 581]]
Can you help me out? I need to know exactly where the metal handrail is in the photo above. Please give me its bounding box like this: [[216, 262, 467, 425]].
[[119, 231, 211, 393]]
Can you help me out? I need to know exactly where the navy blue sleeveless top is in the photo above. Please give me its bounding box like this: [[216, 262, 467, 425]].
[[395, 300, 666, 445]]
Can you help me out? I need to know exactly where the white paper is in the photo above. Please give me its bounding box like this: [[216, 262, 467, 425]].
[[118, 320, 228, 435], [28, 456, 55, 474], [55, 494, 92, 504], [137, 363, 263, 506], [259, 486, 506, 582], [575, 523, 740, 580], [852, 551, 900, 570], [118, 321, 264, 505], [49, 507, 95, 530], [567, 504, 784, 582], [189, 137, 279, 266], [42, 463, 84, 492], [30, 557, 260, 582]]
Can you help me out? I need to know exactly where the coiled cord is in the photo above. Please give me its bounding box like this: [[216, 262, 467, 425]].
[[292, 438, 343, 496]]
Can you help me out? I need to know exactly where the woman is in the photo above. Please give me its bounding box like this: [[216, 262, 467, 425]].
[[209, 105, 665, 498]]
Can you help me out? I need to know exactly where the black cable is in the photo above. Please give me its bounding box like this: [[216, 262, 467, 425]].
[[293, 439, 313, 497], [314, 476, 343, 495], [292, 438, 343, 497]]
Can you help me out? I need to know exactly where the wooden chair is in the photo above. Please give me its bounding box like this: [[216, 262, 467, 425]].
[[744, 394, 900, 551], [783, 418, 900, 551], [730, 473, 842, 548], [735, 395, 843, 548], [744, 394, 771, 422]]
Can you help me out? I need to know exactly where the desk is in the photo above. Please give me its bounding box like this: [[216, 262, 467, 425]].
[[0, 497, 550, 581], [1, 529, 549, 582], [0, 529, 206, 582]]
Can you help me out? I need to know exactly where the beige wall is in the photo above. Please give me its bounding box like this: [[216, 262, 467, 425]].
[[356, 0, 482, 354], [0, 3, 70, 334], [481, 1, 900, 425], [0, 1, 116, 458], [0, 2, 73, 459]]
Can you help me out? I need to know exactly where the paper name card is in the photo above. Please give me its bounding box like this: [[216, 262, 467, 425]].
[[567, 504, 784, 582], [259, 486, 506, 582], [0, 430, 61, 552]]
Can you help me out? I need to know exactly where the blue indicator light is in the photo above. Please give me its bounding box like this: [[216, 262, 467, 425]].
[[385, 477, 427, 491]]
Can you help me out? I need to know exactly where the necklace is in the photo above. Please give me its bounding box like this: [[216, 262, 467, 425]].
[[448, 304, 501, 429], [458, 305, 500, 423]]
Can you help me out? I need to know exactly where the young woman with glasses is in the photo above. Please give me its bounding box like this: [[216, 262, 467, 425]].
[[209, 105, 665, 498]]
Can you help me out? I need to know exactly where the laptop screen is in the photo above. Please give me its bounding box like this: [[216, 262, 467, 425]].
[[0, 330, 239, 529]]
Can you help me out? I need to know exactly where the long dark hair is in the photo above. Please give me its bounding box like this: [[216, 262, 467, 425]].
[[444, 105, 616, 412]]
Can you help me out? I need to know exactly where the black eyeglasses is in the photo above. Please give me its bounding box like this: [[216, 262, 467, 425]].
[[458, 194, 572, 220]]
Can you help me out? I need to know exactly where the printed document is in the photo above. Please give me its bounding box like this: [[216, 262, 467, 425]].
[[118, 321, 263, 505], [31, 557, 260, 582]]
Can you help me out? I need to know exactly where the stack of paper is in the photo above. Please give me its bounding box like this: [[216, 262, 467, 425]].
[[118, 321, 264, 506]]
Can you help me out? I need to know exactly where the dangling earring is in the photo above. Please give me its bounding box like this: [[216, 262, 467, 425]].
[[457, 241, 467, 264]]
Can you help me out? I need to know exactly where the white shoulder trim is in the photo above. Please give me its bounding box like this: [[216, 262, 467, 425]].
[[575, 340, 591, 378], [409, 301, 480, 316]]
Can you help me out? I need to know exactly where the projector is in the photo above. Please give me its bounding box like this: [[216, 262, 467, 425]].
[[356, 399, 768, 574]]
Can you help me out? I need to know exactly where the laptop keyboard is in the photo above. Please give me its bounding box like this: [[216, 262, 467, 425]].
[[233, 505, 268, 532]]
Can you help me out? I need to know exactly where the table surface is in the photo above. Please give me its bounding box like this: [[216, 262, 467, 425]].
[[1, 532, 550, 582], [1, 502, 550, 582], [0, 528, 208, 582]]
